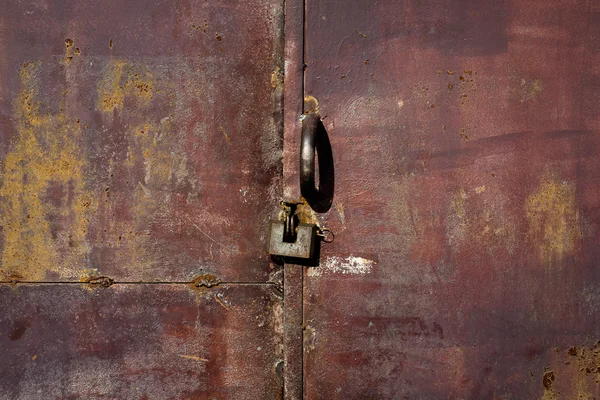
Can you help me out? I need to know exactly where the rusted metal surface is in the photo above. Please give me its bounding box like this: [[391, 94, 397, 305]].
[[282, 0, 305, 203], [283, 265, 304, 400], [0, 283, 283, 399], [0, 0, 287, 397], [304, 0, 600, 398], [281, 0, 307, 397], [0, 0, 284, 282]]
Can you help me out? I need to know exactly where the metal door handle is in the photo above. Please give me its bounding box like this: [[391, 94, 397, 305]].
[[300, 113, 334, 213]]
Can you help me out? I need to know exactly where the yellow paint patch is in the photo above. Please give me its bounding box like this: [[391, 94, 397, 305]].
[[526, 177, 580, 266], [97, 60, 154, 113], [0, 63, 94, 280]]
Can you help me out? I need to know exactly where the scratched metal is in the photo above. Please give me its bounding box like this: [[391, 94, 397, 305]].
[[0, 0, 284, 282], [304, 0, 600, 398], [0, 284, 283, 399]]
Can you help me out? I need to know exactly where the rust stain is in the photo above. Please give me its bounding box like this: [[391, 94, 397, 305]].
[[190, 273, 221, 289], [79, 268, 100, 282], [389, 178, 419, 257], [446, 187, 517, 256], [64, 38, 81, 61], [190, 21, 209, 33], [187, 274, 224, 306], [0, 62, 95, 280], [509, 69, 544, 103], [335, 202, 345, 224], [213, 294, 229, 310], [526, 176, 581, 266], [85, 276, 115, 288], [447, 189, 468, 248], [79, 268, 114, 288], [64, 38, 75, 62], [178, 354, 209, 362], [131, 120, 184, 187], [97, 60, 154, 113], [101, 80, 191, 275], [353, 29, 367, 38], [541, 368, 557, 400], [303, 95, 319, 115], [541, 343, 600, 399], [220, 126, 231, 144], [295, 198, 320, 225], [271, 66, 283, 89]]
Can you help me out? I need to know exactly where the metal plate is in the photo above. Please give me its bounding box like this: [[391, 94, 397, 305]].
[[0, 0, 283, 282], [0, 283, 283, 399], [0, 0, 285, 397], [304, 0, 600, 398]]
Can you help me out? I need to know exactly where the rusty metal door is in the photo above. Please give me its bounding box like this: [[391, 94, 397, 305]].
[[300, 0, 600, 398], [4, 0, 600, 399], [0, 1, 285, 398]]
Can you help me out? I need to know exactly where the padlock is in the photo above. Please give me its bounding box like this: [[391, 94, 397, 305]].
[[268, 220, 318, 259], [268, 202, 319, 259]]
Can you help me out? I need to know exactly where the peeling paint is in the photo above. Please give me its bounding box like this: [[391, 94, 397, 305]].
[[308, 256, 375, 277]]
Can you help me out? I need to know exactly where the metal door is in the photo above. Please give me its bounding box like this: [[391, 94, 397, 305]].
[[301, 0, 600, 398], [0, 1, 285, 398]]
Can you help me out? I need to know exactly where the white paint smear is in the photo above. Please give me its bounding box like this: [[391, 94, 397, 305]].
[[308, 256, 375, 277]]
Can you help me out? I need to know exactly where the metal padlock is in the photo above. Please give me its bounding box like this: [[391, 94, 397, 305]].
[[268, 202, 319, 259], [268, 220, 318, 259]]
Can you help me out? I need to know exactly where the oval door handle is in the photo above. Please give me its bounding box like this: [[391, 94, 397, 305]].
[[300, 113, 334, 213]]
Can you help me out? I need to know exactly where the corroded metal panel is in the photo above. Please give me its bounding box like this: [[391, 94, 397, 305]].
[[0, 0, 283, 282], [304, 0, 600, 398], [0, 283, 283, 399]]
